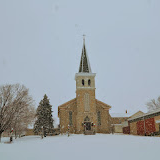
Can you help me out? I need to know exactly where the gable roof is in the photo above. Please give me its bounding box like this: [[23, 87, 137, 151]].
[[96, 99, 111, 109], [58, 98, 76, 109], [129, 111, 144, 118], [110, 113, 131, 118], [110, 111, 144, 118]]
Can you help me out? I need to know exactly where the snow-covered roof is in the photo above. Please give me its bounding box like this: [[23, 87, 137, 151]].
[[110, 113, 131, 118], [128, 108, 160, 121]]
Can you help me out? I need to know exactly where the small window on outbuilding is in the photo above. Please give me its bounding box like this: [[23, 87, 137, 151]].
[[88, 79, 91, 86], [82, 79, 85, 86]]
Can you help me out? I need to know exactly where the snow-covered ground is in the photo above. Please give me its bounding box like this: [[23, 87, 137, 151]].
[[0, 134, 159, 160]]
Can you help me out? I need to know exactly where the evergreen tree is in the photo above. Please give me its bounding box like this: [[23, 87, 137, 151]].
[[34, 94, 54, 137]]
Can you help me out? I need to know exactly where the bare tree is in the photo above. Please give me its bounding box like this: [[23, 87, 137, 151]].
[[146, 96, 160, 112], [157, 96, 160, 107], [0, 84, 35, 142], [12, 106, 35, 138]]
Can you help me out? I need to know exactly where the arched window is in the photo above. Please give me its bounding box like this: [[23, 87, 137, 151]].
[[84, 116, 90, 122], [88, 79, 91, 86], [82, 79, 85, 86], [69, 111, 72, 125], [84, 93, 90, 112], [97, 111, 101, 126]]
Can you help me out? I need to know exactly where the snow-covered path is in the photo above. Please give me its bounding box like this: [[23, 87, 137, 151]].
[[0, 134, 159, 160]]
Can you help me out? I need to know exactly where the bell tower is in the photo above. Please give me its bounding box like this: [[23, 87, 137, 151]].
[[75, 36, 97, 133]]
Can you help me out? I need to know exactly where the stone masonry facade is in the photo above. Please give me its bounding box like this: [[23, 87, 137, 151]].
[[58, 98, 111, 134], [58, 38, 112, 134]]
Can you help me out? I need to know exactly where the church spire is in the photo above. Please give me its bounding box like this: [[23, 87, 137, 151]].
[[79, 35, 92, 73]]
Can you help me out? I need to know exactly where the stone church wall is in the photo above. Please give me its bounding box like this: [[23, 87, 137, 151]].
[[75, 88, 97, 134], [59, 99, 112, 134], [96, 102, 111, 133], [59, 99, 77, 134]]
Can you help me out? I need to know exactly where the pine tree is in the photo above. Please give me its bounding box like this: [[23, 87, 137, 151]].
[[34, 94, 54, 137]]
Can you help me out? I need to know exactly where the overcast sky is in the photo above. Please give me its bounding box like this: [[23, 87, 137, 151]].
[[0, 0, 160, 124]]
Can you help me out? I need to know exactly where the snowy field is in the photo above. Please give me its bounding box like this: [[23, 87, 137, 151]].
[[0, 134, 160, 160]]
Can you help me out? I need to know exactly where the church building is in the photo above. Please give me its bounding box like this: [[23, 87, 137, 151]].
[[58, 37, 112, 134]]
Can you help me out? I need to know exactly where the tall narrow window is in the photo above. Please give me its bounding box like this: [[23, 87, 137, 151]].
[[97, 111, 101, 125], [69, 111, 72, 125], [88, 79, 91, 86], [84, 93, 90, 111], [82, 79, 85, 86]]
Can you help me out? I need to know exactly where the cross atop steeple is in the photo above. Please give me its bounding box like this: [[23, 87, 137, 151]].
[[83, 34, 86, 45], [79, 36, 92, 73]]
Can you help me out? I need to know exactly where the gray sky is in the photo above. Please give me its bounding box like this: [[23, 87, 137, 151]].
[[0, 0, 160, 124]]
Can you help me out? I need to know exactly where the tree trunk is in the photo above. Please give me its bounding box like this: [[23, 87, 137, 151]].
[[0, 129, 4, 143], [41, 127, 44, 139], [15, 131, 17, 139]]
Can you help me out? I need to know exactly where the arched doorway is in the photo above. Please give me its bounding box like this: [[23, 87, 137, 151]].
[[84, 116, 91, 131]]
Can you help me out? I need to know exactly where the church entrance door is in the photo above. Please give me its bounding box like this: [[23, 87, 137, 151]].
[[85, 122, 91, 131]]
